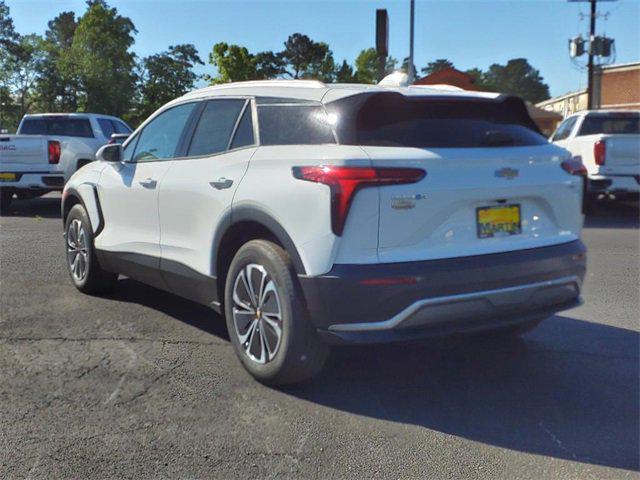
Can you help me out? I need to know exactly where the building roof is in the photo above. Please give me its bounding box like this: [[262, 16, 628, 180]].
[[176, 79, 501, 106], [414, 67, 482, 91]]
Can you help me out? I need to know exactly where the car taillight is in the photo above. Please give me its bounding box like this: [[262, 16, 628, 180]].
[[48, 140, 61, 164], [561, 158, 587, 176], [292, 165, 426, 235], [594, 139, 606, 166]]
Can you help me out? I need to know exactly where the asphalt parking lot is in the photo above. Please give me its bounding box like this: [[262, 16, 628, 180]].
[[0, 193, 638, 479]]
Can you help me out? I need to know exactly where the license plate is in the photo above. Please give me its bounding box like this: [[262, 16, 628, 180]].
[[0, 173, 16, 182], [476, 204, 521, 238]]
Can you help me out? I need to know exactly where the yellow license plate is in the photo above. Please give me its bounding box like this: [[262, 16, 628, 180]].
[[0, 173, 16, 182], [476, 204, 521, 238]]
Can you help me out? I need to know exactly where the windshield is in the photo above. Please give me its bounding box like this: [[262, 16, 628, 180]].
[[19, 117, 94, 138], [327, 93, 548, 148], [578, 114, 640, 136]]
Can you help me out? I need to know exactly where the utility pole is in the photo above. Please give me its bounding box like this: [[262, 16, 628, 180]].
[[587, 0, 597, 109], [408, 0, 415, 84]]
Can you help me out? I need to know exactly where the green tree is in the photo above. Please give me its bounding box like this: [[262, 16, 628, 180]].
[[35, 11, 79, 111], [282, 33, 328, 79], [301, 41, 336, 82], [354, 48, 397, 84], [207, 42, 257, 84], [254, 50, 286, 79], [335, 60, 357, 83], [421, 58, 455, 76], [3, 34, 46, 117], [66, 0, 137, 116], [477, 58, 550, 103], [137, 44, 203, 120], [401, 57, 417, 76]]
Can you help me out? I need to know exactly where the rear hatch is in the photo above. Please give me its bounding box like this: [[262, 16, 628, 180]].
[[328, 92, 583, 263], [600, 135, 640, 168], [580, 112, 639, 170], [0, 135, 48, 169]]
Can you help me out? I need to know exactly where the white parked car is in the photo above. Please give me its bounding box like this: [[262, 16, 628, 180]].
[[0, 113, 131, 211], [550, 110, 640, 202], [62, 80, 586, 384]]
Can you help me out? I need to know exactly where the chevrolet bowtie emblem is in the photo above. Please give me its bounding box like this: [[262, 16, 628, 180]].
[[495, 167, 519, 180]]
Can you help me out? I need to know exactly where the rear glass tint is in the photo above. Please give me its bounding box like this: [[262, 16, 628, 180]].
[[578, 114, 640, 136], [20, 117, 94, 138], [257, 104, 335, 145], [327, 93, 547, 148]]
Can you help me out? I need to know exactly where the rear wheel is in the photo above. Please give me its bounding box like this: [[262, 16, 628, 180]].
[[224, 240, 328, 385], [65, 204, 118, 294], [0, 188, 13, 214]]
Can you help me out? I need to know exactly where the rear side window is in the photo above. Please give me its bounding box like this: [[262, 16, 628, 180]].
[[578, 114, 640, 136], [132, 102, 196, 162], [187, 99, 245, 157], [551, 116, 578, 141], [113, 120, 132, 134], [98, 119, 115, 138], [230, 106, 255, 150], [20, 117, 94, 138], [257, 102, 336, 146], [327, 93, 547, 148]]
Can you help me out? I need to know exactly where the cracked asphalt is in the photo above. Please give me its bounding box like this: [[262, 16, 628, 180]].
[[0, 193, 638, 479]]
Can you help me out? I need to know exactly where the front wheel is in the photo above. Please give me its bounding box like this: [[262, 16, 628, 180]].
[[224, 240, 328, 385], [65, 204, 118, 294]]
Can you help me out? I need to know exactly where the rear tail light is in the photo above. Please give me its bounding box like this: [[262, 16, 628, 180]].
[[292, 165, 426, 235], [594, 139, 606, 166], [561, 158, 587, 176], [48, 140, 61, 164]]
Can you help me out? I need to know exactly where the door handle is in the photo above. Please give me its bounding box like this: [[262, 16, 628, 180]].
[[209, 177, 234, 190], [139, 178, 157, 188]]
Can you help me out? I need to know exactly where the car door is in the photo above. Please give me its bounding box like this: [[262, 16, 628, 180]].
[[95, 101, 199, 288], [158, 97, 257, 304]]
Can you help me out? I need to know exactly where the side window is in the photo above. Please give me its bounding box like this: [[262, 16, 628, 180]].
[[186, 99, 245, 157], [230, 105, 255, 149], [97, 119, 115, 139], [122, 135, 139, 162], [257, 104, 336, 146], [132, 103, 196, 162], [113, 120, 132, 134], [551, 117, 577, 141]]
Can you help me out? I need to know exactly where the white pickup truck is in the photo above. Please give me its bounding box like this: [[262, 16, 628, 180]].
[[551, 110, 640, 203], [0, 113, 131, 212]]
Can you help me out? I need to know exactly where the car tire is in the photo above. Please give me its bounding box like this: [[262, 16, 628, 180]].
[[65, 204, 118, 294], [224, 239, 328, 385], [0, 188, 13, 214]]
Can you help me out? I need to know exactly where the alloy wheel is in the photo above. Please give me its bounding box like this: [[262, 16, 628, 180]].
[[67, 219, 88, 281], [232, 263, 283, 364]]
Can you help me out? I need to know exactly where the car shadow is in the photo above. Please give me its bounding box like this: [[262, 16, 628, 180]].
[[0, 193, 62, 219], [111, 278, 230, 340], [280, 316, 639, 471], [584, 200, 639, 229], [104, 276, 639, 471]]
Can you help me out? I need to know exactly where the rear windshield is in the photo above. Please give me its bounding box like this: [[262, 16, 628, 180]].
[[19, 117, 94, 138], [327, 93, 547, 148], [578, 114, 640, 136], [256, 99, 336, 146]]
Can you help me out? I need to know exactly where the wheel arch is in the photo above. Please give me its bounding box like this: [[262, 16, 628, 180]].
[[62, 185, 104, 235], [213, 205, 306, 308]]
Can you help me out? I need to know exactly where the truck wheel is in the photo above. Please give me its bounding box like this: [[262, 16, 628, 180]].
[[0, 189, 13, 214], [224, 240, 328, 385], [65, 204, 118, 294]]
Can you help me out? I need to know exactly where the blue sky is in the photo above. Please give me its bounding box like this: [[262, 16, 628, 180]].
[[7, 0, 640, 97]]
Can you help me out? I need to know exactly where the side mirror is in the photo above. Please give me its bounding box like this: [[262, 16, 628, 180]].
[[96, 144, 122, 163]]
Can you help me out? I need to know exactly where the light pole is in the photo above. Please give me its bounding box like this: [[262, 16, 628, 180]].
[[408, 0, 415, 84]]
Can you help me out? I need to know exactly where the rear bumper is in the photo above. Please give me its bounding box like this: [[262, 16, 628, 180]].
[[299, 240, 586, 344], [0, 171, 65, 190], [588, 174, 640, 195]]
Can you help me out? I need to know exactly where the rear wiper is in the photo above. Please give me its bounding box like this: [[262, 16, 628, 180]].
[[483, 130, 515, 147]]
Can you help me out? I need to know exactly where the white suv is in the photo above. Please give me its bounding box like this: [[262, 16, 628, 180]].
[[62, 80, 587, 384]]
